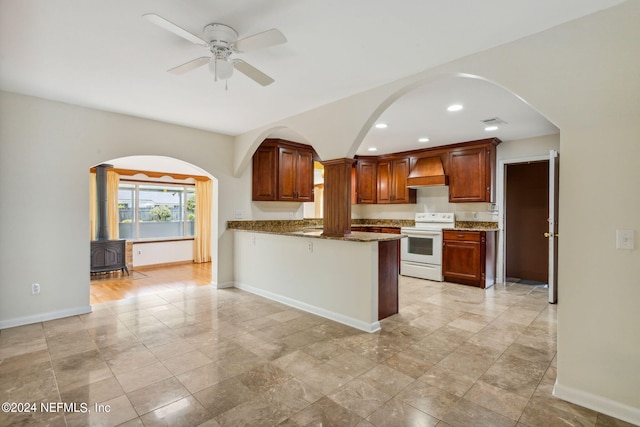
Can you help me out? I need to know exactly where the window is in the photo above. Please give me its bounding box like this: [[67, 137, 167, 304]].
[[118, 182, 195, 240]]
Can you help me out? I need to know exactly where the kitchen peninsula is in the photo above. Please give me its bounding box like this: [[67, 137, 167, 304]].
[[229, 220, 405, 333]]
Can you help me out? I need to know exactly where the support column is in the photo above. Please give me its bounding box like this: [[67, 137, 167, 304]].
[[321, 158, 355, 237]]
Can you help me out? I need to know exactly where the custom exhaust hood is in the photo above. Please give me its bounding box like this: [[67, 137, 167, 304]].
[[406, 156, 449, 188]]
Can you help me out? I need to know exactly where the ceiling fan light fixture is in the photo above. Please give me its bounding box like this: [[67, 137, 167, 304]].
[[209, 57, 234, 80]]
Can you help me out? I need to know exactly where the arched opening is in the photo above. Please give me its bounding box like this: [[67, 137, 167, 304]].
[[351, 73, 560, 293], [88, 155, 218, 303]]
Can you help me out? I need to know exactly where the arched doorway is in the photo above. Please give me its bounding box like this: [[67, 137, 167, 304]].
[[89, 155, 218, 303]]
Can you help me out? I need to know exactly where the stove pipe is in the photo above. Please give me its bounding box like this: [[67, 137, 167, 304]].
[[95, 164, 113, 240]]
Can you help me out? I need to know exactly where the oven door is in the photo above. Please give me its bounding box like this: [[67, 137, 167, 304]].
[[401, 229, 442, 265]]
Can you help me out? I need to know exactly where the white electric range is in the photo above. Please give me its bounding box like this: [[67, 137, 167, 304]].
[[400, 212, 455, 281]]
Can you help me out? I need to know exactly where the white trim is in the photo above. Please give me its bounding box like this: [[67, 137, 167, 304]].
[[233, 281, 381, 333], [216, 281, 234, 289], [496, 153, 552, 284], [0, 305, 92, 329], [553, 380, 640, 426]]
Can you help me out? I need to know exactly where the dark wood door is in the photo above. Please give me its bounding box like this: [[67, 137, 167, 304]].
[[376, 159, 392, 203], [356, 159, 377, 204], [278, 147, 297, 201], [443, 240, 482, 283], [295, 149, 314, 202], [252, 145, 278, 201], [506, 161, 549, 283], [391, 157, 415, 203], [449, 147, 488, 202]]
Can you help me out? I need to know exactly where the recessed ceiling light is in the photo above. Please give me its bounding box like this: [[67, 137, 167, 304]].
[[418, 137, 430, 143], [484, 126, 498, 131], [447, 104, 463, 112], [374, 123, 388, 129], [368, 147, 378, 152]]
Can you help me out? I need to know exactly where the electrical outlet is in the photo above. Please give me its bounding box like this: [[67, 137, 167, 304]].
[[31, 283, 40, 295], [307, 242, 313, 253], [235, 210, 244, 219], [616, 229, 634, 250], [138, 250, 142, 255], [251, 235, 256, 245]]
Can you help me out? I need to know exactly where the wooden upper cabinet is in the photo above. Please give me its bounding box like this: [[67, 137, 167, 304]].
[[252, 144, 278, 201], [252, 139, 315, 202], [448, 142, 497, 203], [355, 158, 377, 204], [377, 157, 416, 204]]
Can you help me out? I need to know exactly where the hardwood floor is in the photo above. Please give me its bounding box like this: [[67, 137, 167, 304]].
[[89, 262, 212, 304]]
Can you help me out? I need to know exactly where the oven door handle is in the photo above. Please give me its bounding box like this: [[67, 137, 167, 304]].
[[402, 231, 441, 237]]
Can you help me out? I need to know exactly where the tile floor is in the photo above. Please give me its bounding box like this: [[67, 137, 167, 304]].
[[0, 276, 635, 426]]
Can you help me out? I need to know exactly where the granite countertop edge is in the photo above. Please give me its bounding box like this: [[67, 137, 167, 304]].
[[232, 228, 404, 242]]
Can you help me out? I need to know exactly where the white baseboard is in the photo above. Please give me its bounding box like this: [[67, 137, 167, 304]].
[[553, 380, 640, 426], [233, 282, 381, 333], [0, 305, 92, 330], [216, 281, 234, 289]]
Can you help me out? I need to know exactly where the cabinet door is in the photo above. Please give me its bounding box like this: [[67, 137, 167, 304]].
[[376, 159, 393, 204], [252, 145, 278, 201], [391, 157, 416, 203], [278, 147, 297, 201], [443, 240, 482, 283], [295, 148, 314, 202], [356, 159, 377, 204], [448, 147, 489, 202]]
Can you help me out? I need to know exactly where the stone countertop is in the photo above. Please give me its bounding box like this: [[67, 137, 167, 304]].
[[233, 228, 404, 242], [450, 221, 500, 231]]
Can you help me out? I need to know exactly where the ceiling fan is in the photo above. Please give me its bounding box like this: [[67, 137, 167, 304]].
[[143, 14, 287, 87]]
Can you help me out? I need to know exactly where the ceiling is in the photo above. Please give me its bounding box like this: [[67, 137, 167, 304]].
[[0, 0, 624, 155]]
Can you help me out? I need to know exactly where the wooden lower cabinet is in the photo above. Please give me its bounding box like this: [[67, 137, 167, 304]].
[[443, 230, 496, 288]]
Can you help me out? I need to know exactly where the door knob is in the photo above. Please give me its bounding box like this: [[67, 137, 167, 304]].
[[544, 232, 559, 238]]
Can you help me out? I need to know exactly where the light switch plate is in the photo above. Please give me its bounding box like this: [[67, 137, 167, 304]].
[[616, 229, 634, 250]]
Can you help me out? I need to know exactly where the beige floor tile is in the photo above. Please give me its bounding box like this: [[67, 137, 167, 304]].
[[464, 380, 529, 421], [161, 349, 213, 375], [176, 362, 234, 394], [1, 270, 633, 427], [194, 377, 257, 418], [441, 398, 516, 427], [140, 396, 211, 427], [51, 349, 114, 392], [366, 397, 440, 426], [396, 380, 460, 419], [287, 396, 365, 426], [328, 378, 392, 418], [127, 376, 190, 415], [114, 361, 173, 393], [65, 394, 138, 427], [358, 364, 415, 396]]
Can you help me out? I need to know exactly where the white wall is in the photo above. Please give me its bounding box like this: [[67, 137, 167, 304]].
[[233, 231, 380, 332], [132, 240, 193, 267], [233, 2, 640, 422], [0, 92, 243, 327]]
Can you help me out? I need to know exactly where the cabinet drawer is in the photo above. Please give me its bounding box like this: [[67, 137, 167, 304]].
[[443, 230, 481, 242]]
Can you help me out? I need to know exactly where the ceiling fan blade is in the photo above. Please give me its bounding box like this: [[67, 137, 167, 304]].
[[143, 14, 209, 47], [233, 28, 287, 52], [168, 57, 210, 75], [233, 59, 275, 86]]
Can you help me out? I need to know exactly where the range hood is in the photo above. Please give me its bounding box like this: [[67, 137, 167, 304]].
[[406, 156, 449, 188]]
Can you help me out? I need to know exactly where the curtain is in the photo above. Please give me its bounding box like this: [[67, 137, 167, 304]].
[[107, 170, 120, 240], [89, 172, 97, 240], [194, 179, 212, 263]]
